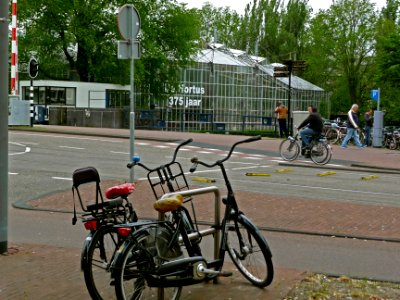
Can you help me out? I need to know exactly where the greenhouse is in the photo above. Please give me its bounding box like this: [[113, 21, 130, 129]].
[[20, 43, 329, 131], [136, 43, 330, 133]]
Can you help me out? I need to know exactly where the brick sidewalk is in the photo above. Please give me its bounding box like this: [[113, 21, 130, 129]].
[[0, 243, 304, 299], [26, 179, 400, 241]]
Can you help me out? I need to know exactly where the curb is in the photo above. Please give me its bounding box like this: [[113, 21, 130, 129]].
[[8, 126, 178, 143], [278, 161, 400, 174]]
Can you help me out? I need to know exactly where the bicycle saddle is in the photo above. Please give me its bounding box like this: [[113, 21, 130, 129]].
[[154, 194, 184, 213], [105, 183, 135, 199]]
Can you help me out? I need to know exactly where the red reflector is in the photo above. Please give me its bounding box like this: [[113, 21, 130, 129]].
[[84, 220, 98, 231], [117, 227, 132, 238]]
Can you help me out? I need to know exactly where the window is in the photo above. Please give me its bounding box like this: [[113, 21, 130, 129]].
[[23, 86, 76, 106], [106, 89, 130, 108]]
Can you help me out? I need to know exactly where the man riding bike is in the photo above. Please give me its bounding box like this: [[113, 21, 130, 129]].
[[297, 105, 324, 157]]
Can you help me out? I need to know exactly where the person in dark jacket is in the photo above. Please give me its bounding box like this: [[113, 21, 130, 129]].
[[364, 108, 373, 147], [341, 104, 365, 149], [297, 105, 324, 152]]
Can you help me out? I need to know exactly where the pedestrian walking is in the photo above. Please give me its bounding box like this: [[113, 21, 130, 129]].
[[275, 102, 289, 138], [341, 104, 365, 149], [364, 108, 373, 147]]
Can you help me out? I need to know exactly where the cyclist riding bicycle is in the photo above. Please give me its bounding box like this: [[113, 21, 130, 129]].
[[297, 105, 324, 156]]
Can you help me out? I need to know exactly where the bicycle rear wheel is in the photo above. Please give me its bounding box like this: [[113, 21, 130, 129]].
[[310, 142, 331, 165], [83, 225, 119, 300], [325, 128, 339, 144], [279, 138, 300, 161], [113, 226, 182, 300], [226, 215, 274, 287]]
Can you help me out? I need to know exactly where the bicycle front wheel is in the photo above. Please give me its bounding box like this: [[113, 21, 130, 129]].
[[279, 138, 300, 161], [113, 227, 182, 300], [83, 225, 120, 300], [226, 215, 274, 287], [310, 142, 331, 165]]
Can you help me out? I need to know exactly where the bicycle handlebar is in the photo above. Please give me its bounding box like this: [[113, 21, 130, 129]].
[[126, 138, 193, 171], [190, 135, 261, 172]]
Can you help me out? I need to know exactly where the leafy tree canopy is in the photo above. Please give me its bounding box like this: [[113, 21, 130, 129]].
[[18, 0, 201, 99]]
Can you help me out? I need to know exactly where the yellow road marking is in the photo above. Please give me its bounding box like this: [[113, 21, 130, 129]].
[[317, 171, 337, 177], [360, 175, 379, 180], [192, 177, 216, 183], [245, 173, 271, 176]]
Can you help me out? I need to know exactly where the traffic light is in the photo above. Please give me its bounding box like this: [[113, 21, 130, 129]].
[[28, 58, 39, 79]]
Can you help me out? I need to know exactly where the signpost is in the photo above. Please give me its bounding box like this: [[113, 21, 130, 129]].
[[0, 0, 9, 254], [273, 60, 306, 135], [28, 57, 39, 126], [117, 4, 141, 182], [371, 88, 383, 147], [370, 88, 380, 110]]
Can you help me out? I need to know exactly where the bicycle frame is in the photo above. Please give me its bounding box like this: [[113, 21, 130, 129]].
[[189, 135, 273, 271]]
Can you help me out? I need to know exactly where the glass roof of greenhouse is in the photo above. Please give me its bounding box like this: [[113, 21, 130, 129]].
[[193, 43, 324, 92]]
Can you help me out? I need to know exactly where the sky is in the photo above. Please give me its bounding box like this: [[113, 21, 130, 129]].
[[181, 0, 386, 15]]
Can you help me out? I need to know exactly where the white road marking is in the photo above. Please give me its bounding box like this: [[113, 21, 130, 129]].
[[232, 166, 260, 171], [8, 142, 31, 156], [243, 156, 263, 160], [52, 177, 72, 181], [250, 154, 268, 157], [59, 146, 85, 150], [154, 145, 170, 149], [111, 151, 129, 155], [11, 132, 123, 143], [227, 161, 260, 165], [196, 151, 213, 154], [8, 172, 18, 175]]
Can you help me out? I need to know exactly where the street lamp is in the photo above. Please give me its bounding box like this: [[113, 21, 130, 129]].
[[273, 60, 306, 135]]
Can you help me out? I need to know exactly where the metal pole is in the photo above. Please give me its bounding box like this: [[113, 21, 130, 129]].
[[129, 56, 135, 183], [377, 88, 380, 111], [0, 1, 10, 253], [287, 63, 292, 136], [30, 78, 34, 126], [10, 0, 18, 95]]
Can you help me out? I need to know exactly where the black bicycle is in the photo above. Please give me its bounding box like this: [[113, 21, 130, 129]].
[[113, 138, 198, 299], [72, 166, 137, 300], [111, 136, 274, 300], [279, 131, 332, 165]]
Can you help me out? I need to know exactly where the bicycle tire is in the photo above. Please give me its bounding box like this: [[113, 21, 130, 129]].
[[83, 225, 120, 300], [310, 141, 331, 165], [226, 215, 274, 287], [325, 128, 339, 144], [113, 226, 182, 300], [279, 138, 300, 161], [389, 138, 397, 150]]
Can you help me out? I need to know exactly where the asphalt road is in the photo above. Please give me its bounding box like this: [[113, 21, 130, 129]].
[[7, 131, 400, 282]]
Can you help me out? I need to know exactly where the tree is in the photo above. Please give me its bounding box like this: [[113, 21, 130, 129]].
[[375, 0, 400, 124], [196, 3, 242, 48], [18, 0, 201, 100], [303, 0, 377, 113], [19, 0, 126, 82], [232, 0, 310, 62]]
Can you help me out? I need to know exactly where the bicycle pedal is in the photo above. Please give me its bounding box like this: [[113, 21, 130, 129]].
[[219, 271, 233, 277]]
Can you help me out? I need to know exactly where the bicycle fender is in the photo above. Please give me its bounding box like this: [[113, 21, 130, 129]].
[[237, 213, 273, 258], [81, 233, 94, 271]]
